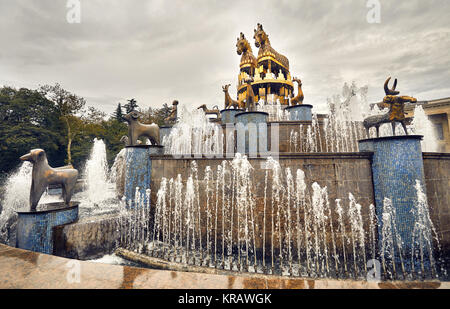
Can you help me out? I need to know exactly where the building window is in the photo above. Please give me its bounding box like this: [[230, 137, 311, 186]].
[[435, 123, 444, 140]]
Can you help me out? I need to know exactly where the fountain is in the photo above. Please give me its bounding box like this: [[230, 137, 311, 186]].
[[0, 162, 32, 245], [110, 74, 448, 282], [84, 138, 116, 205], [0, 23, 449, 287]]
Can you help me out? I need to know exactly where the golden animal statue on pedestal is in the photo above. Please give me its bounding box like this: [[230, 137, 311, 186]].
[[164, 100, 179, 125], [290, 77, 304, 105], [197, 104, 221, 119], [244, 77, 257, 111], [227, 24, 306, 111], [363, 77, 417, 137], [223, 84, 240, 109]]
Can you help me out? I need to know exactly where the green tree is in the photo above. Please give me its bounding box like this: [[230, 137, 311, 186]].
[[114, 103, 124, 122], [39, 83, 86, 165], [141, 103, 172, 126], [0, 87, 62, 173]]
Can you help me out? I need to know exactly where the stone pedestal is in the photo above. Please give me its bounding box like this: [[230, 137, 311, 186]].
[[124, 146, 153, 208], [220, 109, 245, 124], [16, 202, 79, 254], [359, 135, 430, 274], [285, 104, 313, 121], [149, 145, 165, 156], [235, 111, 268, 156]]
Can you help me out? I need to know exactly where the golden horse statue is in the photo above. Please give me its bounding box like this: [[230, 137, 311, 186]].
[[253, 23, 290, 70], [236, 32, 257, 71]]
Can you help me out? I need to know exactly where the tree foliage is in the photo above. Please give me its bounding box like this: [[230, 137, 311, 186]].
[[0, 85, 171, 175]]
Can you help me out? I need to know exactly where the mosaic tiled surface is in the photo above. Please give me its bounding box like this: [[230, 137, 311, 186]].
[[124, 147, 152, 208], [16, 206, 78, 254], [365, 136, 430, 271], [285, 104, 313, 121]]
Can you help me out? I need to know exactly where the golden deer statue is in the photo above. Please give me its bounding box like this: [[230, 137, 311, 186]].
[[222, 84, 240, 109]]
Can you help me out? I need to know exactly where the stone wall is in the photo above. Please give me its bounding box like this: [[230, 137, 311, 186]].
[[53, 214, 121, 260], [149, 153, 375, 253], [423, 153, 450, 266]]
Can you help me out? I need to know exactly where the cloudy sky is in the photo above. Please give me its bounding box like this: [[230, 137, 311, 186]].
[[0, 0, 449, 113]]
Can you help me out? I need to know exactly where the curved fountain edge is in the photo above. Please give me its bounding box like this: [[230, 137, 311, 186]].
[[0, 244, 447, 289]]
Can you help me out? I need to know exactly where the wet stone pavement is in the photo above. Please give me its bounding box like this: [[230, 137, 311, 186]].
[[0, 244, 447, 289]]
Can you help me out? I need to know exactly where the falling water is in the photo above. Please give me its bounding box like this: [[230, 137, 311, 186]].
[[410, 105, 439, 152], [163, 106, 223, 156], [380, 197, 406, 280], [110, 148, 126, 199], [411, 180, 443, 279], [118, 155, 377, 279], [0, 162, 32, 244], [256, 99, 290, 121]]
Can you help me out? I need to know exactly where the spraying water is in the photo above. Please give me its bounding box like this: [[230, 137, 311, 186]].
[[117, 155, 377, 279], [410, 105, 439, 152], [84, 138, 116, 205], [163, 106, 223, 156], [0, 162, 32, 244]]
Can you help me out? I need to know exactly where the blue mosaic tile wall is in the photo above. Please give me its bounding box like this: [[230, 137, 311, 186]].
[[360, 135, 432, 274], [124, 147, 152, 208], [285, 104, 313, 121], [16, 205, 78, 254], [235, 111, 268, 155]]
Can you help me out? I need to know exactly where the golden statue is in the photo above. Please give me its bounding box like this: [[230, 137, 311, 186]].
[[232, 24, 304, 110], [290, 77, 304, 105], [363, 77, 417, 137], [164, 100, 179, 125], [197, 104, 221, 119], [222, 84, 240, 109], [236, 32, 257, 73], [244, 77, 257, 111], [253, 23, 289, 70]]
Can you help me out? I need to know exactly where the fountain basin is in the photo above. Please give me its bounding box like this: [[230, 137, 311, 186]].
[[220, 109, 245, 124], [235, 111, 269, 155], [16, 202, 79, 254]]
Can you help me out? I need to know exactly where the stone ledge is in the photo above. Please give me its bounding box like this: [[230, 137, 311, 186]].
[[0, 244, 448, 289], [149, 153, 374, 160]]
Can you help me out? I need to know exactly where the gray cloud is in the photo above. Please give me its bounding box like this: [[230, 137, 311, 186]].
[[0, 0, 449, 114]]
